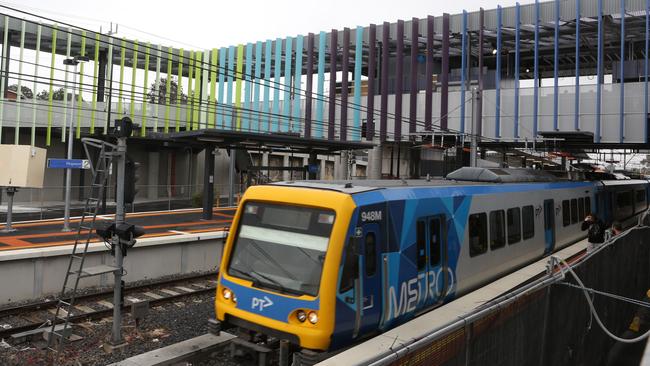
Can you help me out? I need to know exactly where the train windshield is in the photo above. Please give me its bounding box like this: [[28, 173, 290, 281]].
[[227, 202, 335, 297]]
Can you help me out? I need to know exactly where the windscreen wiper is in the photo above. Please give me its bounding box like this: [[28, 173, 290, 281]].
[[249, 270, 304, 296], [228, 267, 254, 282]]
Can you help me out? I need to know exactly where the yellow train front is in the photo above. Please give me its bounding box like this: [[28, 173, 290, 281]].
[[215, 184, 355, 351]]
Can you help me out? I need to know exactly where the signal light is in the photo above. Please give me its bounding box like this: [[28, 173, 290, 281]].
[[222, 288, 233, 300], [95, 221, 116, 241]]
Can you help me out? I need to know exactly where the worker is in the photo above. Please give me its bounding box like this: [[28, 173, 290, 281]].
[[605, 221, 623, 242], [581, 212, 605, 253]]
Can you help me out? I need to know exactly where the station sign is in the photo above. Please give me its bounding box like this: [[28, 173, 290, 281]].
[[47, 158, 91, 169]]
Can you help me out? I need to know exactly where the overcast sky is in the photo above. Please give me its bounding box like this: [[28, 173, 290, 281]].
[[2, 0, 536, 49]]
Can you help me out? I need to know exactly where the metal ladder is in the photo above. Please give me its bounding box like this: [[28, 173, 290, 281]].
[[47, 138, 119, 355]]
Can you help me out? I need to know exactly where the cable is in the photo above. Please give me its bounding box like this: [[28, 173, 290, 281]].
[[555, 256, 650, 344], [0, 5, 483, 141]]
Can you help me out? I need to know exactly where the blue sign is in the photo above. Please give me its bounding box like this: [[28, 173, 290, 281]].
[[47, 158, 91, 169]]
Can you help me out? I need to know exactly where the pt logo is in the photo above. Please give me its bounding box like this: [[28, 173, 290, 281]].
[[251, 296, 274, 311]]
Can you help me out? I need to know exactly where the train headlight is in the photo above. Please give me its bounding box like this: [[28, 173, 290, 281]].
[[308, 311, 318, 324], [296, 310, 307, 322], [222, 288, 232, 301]]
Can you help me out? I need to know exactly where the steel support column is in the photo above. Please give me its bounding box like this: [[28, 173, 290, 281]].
[[341, 28, 350, 141], [596, 0, 603, 143], [478, 9, 484, 137], [460, 11, 467, 135], [395, 20, 404, 141], [367, 24, 377, 140], [620, 0, 625, 142], [515, 3, 520, 138], [441, 13, 450, 131], [316, 32, 326, 139], [575, 0, 581, 131], [643, 0, 650, 144], [202, 146, 215, 220], [534, 0, 540, 137], [646, 0, 649, 144], [380, 22, 389, 141], [305, 33, 314, 138], [553, 0, 559, 131], [409, 18, 419, 136], [496, 6, 502, 138], [353, 26, 363, 141], [425, 16, 434, 131], [328, 30, 338, 140]]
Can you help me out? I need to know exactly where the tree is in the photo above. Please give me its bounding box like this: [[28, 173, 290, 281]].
[[147, 78, 188, 104], [35, 87, 80, 102], [7, 84, 33, 99]]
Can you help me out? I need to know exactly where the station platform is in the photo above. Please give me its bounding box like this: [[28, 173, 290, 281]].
[[0, 207, 235, 251]]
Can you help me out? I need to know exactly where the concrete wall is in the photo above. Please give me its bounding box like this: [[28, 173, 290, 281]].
[[0, 232, 225, 305]]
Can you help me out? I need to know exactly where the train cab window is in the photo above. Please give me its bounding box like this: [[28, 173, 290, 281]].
[[570, 199, 578, 224], [429, 217, 442, 266], [522, 205, 535, 240], [364, 233, 377, 277], [578, 198, 585, 221], [339, 241, 358, 293], [489, 210, 506, 250], [585, 197, 591, 214], [416, 220, 426, 270], [507, 207, 521, 245], [469, 213, 488, 257], [562, 200, 570, 227], [636, 190, 647, 213]]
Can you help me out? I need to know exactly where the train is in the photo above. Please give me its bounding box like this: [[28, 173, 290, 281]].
[[214, 167, 650, 357]]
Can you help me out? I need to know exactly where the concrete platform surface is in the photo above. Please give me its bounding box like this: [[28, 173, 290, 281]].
[[108, 332, 236, 366], [0, 207, 235, 251]]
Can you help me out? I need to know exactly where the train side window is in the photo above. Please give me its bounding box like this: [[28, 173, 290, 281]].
[[562, 200, 570, 227], [489, 210, 506, 250], [469, 213, 487, 257], [570, 199, 578, 224], [522, 205, 535, 240], [578, 198, 585, 220], [364, 233, 377, 277], [416, 220, 426, 270], [507, 207, 521, 245], [339, 241, 358, 293], [429, 217, 442, 266], [585, 197, 591, 214]]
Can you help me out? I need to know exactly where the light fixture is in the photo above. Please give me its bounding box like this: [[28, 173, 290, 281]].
[[296, 310, 307, 322], [222, 288, 232, 300], [492, 48, 498, 55], [308, 311, 318, 324], [526, 68, 530, 73]]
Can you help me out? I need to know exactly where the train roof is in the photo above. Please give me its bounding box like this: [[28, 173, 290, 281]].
[[269, 167, 649, 194]]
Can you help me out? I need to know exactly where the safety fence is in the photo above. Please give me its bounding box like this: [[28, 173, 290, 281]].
[[0, 183, 243, 222], [376, 225, 650, 366]]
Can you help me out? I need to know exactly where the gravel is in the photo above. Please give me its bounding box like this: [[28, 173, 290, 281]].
[[0, 291, 238, 366]]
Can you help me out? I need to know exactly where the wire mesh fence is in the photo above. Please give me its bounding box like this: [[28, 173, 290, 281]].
[[385, 226, 650, 366]]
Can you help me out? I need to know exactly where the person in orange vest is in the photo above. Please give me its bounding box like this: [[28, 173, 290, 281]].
[[606, 289, 650, 365]]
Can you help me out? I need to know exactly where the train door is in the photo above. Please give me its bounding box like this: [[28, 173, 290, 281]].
[[543, 199, 556, 254], [355, 223, 382, 337], [426, 215, 448, 306]]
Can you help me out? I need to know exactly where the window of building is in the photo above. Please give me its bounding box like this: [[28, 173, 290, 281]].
[[365, 233, 377, 277], [507, 207, 521, 245], [416, 220, 426, 270], [571, 199, 578, 224], [522, 205, 535, 240], [429, 217, 442, 266], [489, 210, 506, 250], [562, 200, 571, 227], [469, 213, 487, 257]]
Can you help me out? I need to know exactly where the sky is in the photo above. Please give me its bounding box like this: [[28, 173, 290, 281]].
[[1, 0, 536, 49]]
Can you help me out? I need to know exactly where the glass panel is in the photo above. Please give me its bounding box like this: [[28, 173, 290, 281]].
[[365, 232, 377, 277], [562, 200, 570, 227], [469, 213, 488, 257], [507, 207, 521, 245], [429, 217, 442, 266], [489, 210, 506, 250], [522, 205, 535, 240]]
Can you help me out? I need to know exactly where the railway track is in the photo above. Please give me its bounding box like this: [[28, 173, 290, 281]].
[[0, 273, 218, 340]]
